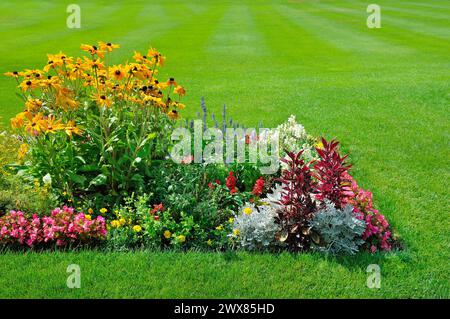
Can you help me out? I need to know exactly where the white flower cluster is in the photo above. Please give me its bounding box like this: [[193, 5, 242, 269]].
[[278, 115, 318, 160]]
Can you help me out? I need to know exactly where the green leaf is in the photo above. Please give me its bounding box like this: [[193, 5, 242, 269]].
[[89, 173, 107, 187], [75, 156, 86, 164], [79, 164, 99, 172], [69, 173, 87, 186]]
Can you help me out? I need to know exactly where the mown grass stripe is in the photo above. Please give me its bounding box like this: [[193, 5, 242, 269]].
[[329, 0, 450, 40], [305, 1, 450, 57]]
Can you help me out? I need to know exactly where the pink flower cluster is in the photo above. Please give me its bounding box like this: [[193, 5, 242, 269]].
[[0, 206, 107, 248], [343, 173, 392, 252]]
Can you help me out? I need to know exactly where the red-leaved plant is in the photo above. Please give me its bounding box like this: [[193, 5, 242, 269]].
[[276, 150, 317, 251], [314, 138, 353, 208]]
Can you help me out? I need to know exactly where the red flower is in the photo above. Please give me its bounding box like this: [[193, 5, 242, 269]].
[[150, 203, 164, 215], [226, 171, 237, 194], [154, 215, 159, 221], [252, 177, 264, 196]]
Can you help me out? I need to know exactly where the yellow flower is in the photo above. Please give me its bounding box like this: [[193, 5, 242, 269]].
[[215, 225, 223, 231], [207, 239, 212, 246], [109, 65, 126, 81], [164, 230, 172, 239], [174, 86, 186, 96], [315, 141, 324, 149], [132, 225, 142, 233], [17, 143, 28, 161], [132, 51, 147, 63], [55, 87, 78, 110], [228, 217, 234, 224], [98, 41, 120, 52], [177, 235, 186, 243], [42, 115, 65, 134], [147, 48, 165, 66], [82, 57, 105, 70], [166, 77, 177, 86], [64, 120, 83, 138], [4, 71, 21, 78], [80, 44, 105, 58], [167, 110, 179, 120], [99, 208, 108, 214], [93, 93, 112, 108], [19, 79, 38, 91], [88, 208, 94, 214], [24, 113, 46, 135], [233, 229, 240, 236], [25, 98, 43, 112], [243, 207, 252, 215], [111, 220, 120, 228], [85, 214, 92, 221], [119, 218, 126, 226]]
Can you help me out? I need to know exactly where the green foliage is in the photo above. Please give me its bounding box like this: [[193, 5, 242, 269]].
[[0, 131, 57, 215], [147, 161, 251, 230]]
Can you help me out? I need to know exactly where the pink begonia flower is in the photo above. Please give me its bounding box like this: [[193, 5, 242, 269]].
[[0, 207, 107, 248]]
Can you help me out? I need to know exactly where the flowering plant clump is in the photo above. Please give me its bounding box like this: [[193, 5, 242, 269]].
[[342, 173, 393, 252], [231, 203, 281, 251], [277, 115, 318, 161], [276, 150, 317, 251], [5, 42, 186, 204], [310, 201, 365, 255], [0, 206, 106, 248], [2, 42, 396, 256]]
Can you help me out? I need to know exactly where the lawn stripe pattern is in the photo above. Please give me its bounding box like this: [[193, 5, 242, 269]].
[[0, 0, 448, 298]]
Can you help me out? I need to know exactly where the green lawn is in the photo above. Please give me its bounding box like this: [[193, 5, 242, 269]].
[[0, 0, 449, 298]]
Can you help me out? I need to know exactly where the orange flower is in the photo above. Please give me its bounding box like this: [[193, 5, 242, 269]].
[[56, 88, 78, 110], [147, 48, 165, 66], [94, 93, 112, 108], [11, 111, 29, 129], [43, 53, 67, 72], [17, 143, 29, 161], [64, 120, 83, 138], [82, 57, 105, 70], [132, 51, 147, 63], [4, 71, 21, 78], [168, 110, 179, 120], [174, 85, 186, 96], [42, 115, 65, 134], [18, 79, 38, 91], [80, 44, 105, 58], [166, 77, 177, 86], [25, 98, 43, 112], [109, 65, 126, 81], [24, 113, 46, 135], [98, 41, 120, 52]]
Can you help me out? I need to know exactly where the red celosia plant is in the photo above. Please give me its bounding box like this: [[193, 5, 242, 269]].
[[0, 206, 107, 248], [277, 150, 317, 251], [314, 138, 353, 208], [252, 177, 265, 196], [343, 173, 392, 252], [226, 171, 237, 194]]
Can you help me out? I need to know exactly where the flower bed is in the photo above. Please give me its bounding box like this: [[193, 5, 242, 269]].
[[1, 42, 396, 254]]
